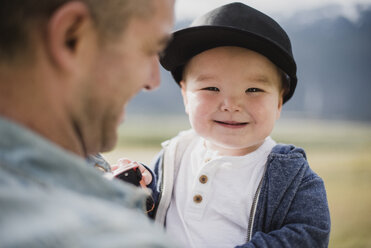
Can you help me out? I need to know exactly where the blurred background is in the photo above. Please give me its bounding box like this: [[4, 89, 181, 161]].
[[103, 0, 371, 247]]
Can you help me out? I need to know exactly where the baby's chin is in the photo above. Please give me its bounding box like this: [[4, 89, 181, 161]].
[[206, 136, 268, 156]]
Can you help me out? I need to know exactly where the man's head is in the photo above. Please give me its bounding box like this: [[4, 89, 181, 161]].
[[160, 2, 297, 103], [0, 0, 156, 62], [0, 0, 174, 155], [180, 46, 284, 156], [81, 0, 174, 154]]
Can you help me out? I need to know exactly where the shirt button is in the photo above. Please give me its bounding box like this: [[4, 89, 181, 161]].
[[193, 194, 203, 203], [204, 158, 211, 163], [199, 175, 208, 184]]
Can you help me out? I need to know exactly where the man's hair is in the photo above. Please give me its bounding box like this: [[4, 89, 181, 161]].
[[0, 0, 153, 61]]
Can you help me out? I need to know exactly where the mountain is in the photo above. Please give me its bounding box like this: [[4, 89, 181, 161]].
[[281, 4, 371, 121], [126, 4, 371, 121]]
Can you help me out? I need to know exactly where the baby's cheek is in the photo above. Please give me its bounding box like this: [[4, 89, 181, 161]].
[[191, 113, 210, 136], [194, 98, 213, 114], [188, 97, 214, 131], [191, 106, 209, 124]]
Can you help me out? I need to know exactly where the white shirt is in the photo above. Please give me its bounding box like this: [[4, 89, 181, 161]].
[[165, 136, 276, 248]]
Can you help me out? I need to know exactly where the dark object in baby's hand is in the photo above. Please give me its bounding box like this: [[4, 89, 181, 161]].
[[115, 167, 142, 186], [113, 164, 155, 213]]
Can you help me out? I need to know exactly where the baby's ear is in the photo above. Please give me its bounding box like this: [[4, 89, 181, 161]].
[[276, 91, 284, 120], [180, 81, 189, 114]]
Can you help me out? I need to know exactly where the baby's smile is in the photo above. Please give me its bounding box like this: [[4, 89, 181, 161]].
[[214, 120, 249, 128]]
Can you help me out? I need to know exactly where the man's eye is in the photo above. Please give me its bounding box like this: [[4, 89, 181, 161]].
[[202, 87, 219, 92], [246, 88, 262, 93]]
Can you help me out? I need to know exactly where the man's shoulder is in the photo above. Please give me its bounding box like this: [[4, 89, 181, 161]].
[[0, 162, 172, 247]]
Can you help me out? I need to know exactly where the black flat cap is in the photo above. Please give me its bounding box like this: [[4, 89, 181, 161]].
[[160, 2, 297, 103]]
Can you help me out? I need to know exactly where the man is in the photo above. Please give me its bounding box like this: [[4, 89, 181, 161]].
[[0, 0, 175, 247]]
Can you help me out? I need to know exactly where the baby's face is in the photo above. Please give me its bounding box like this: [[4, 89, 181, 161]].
[[181, 46, 283, 156]]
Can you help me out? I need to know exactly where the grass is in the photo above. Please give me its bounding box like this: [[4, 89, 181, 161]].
[[307, 148, 371, 247], [103, 116, 371, 248]]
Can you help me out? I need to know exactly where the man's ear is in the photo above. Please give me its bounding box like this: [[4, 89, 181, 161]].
[[180, 81, 189, 114], [46, 1, 95, 73]]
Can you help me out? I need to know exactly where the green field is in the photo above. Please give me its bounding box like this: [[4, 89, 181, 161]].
[[103, 116, 371, 248]]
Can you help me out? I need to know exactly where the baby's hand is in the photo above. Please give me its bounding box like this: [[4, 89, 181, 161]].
[[112, 158, 153, 187]]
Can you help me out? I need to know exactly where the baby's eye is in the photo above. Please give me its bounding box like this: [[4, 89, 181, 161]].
[[246, 88, 263, 93], [202, 87, 219, 92]]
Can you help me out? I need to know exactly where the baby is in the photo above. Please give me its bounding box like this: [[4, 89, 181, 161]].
[[116, 3, 330, 248]]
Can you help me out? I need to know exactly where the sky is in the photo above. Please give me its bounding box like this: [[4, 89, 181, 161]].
[[175, 0, 371, 22]]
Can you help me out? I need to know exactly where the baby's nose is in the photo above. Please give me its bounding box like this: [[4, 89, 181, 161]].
[[220, 97, 242, 112]]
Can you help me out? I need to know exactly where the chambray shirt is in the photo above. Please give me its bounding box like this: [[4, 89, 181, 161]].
[[0, 116, 174, 248]]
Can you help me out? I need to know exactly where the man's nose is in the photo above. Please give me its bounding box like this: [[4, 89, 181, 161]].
[[144, 58, 160, 91], [220, 96, 242, 112]]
